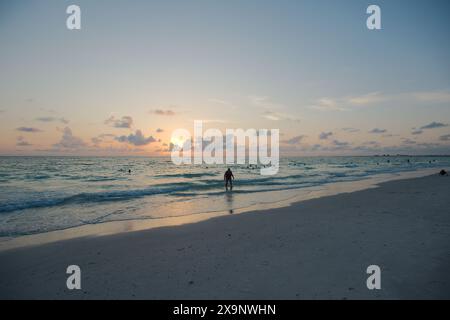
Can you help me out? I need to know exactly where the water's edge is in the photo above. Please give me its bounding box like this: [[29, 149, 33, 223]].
[[0, 167, 440, 252]]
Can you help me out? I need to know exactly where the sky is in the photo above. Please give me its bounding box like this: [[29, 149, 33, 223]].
[[0, 0, 450, 156]]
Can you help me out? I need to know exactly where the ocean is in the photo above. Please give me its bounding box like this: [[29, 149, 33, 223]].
[[0, 156, 449, 237]]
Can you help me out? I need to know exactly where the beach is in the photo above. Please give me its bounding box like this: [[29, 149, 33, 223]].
[[2, 0, 450, 304], [1, 173, 449, 299]]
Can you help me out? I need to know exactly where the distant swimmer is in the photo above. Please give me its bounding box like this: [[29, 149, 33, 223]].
[[439, 169, 448, 176], [128, 169, 131, 174], [224, 168, 235, 190]]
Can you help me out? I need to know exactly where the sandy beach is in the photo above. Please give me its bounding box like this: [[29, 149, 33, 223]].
[[1, 173, 449, 299]]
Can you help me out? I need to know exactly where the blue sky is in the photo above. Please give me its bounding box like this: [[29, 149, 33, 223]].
[[0, 0, 449, 155]]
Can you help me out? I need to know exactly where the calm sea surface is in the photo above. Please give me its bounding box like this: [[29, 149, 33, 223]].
[[0, 156, 448, 237]]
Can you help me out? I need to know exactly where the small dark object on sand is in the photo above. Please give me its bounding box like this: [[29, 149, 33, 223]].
[[439, 169, 448, 176]]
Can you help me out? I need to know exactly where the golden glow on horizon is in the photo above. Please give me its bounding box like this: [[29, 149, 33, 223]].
[[170, 134, 188, 149]]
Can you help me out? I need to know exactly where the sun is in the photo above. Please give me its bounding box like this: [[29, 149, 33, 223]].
[[170, 135, 188, 148]]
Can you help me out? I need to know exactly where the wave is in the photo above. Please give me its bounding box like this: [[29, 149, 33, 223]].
[[0, 161, 444, 214], [0, 173, 318, 213], [0, 181, 194, 213], [155, 172, 219, 179], [24, 174, 51, 180]]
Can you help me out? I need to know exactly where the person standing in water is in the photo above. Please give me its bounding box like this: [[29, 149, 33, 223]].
[[224, 168, 234, 190]]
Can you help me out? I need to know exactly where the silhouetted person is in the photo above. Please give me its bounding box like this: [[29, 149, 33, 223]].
[[439, 169, 448, 176], [224, 168, 234, 190]]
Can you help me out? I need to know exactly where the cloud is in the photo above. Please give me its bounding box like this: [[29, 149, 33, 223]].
[[248, 95, 287, 110], [382, 133, 399, 138], [91, 133, 116, 147], [99, 133, 115, 138], [332, 140, 350, 147], [248, 95, 299, 120], [347, 92, 385, 106], [309, 98, 346, 111], [278, 131, 450, 155], [36, 117, 69, 124], [247, 96, 300, 121], [156, 128, 164, 133], [200, 119, 229, 124], [411, 129, 423, 135], [402, 138, 417, 145], [309, 92, 383, 111], [16, 141, 32, 147], [319, 132, 333, 140], [115, 130, 157, 146], [309, 90, 450, 112], [105, 116, 133, 128], [91, 137, 102, 146], [151, 109, 176, 116], [363, 141, 380, 146], [369, 128, 387, 134], [341, 127, 360, 133], [261, 111, 301, 122], [155, 142, 175, 153], [262, 111, 282, 121], [440, 134, 450, 141], [208, 98, 239, 109], [16, 136, 32, 146], [282, 135, 306, 145], [420, 122, 448, 130], [53, 127, 86, 149], [16, 127, 42, 133]]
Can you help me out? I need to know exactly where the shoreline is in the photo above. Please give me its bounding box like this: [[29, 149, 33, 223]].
[[0, 167, 441, 252], [1, 170, 449, 299]]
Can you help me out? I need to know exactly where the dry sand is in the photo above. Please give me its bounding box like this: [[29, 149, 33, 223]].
[[1, 173, 449, 299]]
